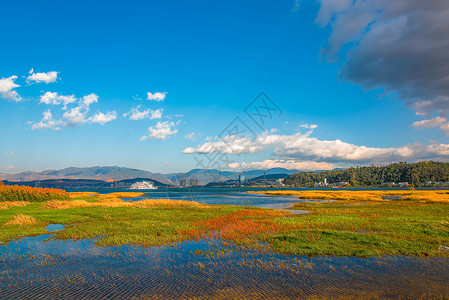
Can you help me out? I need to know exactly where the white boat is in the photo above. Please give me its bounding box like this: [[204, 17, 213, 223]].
[[129, 181, 157, 190]]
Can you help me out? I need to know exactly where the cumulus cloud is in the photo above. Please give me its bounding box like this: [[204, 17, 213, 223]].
[[63, 106, 87, 126], [40, 92, 76, 109], [31, 110, 64, 130], [183, 129, 449, 164], [31, 92, 117, 130], [124, 106, 163, 120], [413, 117, 447, 129], [61, 93, 99, 126], [0, 76, 21, 101], [315, 0, 449, 116], [412, 117, 449, 136], [228, 159, 336, 171], [26, 69, 58, 84], [147, 92, 166, 101], [81, 93, 98, 107], [143, 121, 178, 140], [89, 111, 117, 125]]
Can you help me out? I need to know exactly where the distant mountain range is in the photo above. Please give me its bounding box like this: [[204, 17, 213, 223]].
[[0, 166, 330, 186], [0, 166, 172, 185]]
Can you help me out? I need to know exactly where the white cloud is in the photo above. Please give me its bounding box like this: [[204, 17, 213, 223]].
[[147, 92, 166, 101], [412, 117, 449, 136], [183, 129, 449, 164], [89, 111, 117, 125], [40, 92, 77, 109], [185, 132, 196, 141], [150, 109, 163, 119], [228, 159, 336, 171], [0, 76, 21, 101], [63, 106, 87, 126], [26, 69, 59, 84], [82, 93, 98, 107], [124, 106, 163, 120], [31, 110, 64, 130], [32, 92, 118, 130], [298, 124, 318, 130], [412, 117, 447, 129], [143, 121, 178, 140]]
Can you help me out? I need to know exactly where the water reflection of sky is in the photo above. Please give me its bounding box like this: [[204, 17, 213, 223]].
[[124, 189, 303, 207], [1, 233, 448, 299]]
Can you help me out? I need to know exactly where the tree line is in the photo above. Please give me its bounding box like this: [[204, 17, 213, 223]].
[[283, 161, 449, 187]]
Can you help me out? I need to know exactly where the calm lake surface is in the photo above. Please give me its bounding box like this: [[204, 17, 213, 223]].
[[1, 187, 448, 298]]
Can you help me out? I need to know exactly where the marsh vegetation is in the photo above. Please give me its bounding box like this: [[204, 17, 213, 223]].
[[1, 187, 448, 257]]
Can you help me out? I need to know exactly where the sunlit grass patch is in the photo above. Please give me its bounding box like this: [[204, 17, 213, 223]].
[[3, 214, 38, 226], [41, 200, 94, 209], [41, 198, 209, 210], [97, 192, 144, 199], [68, 192, 99, 198], [248, 189, 449, 203], [133, 199, 210, 208], [0, 201, 31, 209], [250, 190, 449, 256]]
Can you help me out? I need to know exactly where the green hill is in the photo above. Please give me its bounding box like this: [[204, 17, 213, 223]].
[[283, 161, 449, 187]]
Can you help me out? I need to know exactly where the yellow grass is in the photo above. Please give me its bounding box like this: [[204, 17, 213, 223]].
[[68, 192, 99, 198], [0, 201, 31, 209], [69, 192, 143, 200], [132, 199, 210, 208], [3, 214, 38, 226], [248, 190, 449, 203], [41, 198, 209, 209], [97, 192, 144, 199]]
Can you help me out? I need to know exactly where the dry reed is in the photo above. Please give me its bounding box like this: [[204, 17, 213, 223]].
[[3, 214, 38, 226]]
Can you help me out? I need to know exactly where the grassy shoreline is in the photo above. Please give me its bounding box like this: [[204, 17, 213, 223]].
[[1, 190, 449, 257]]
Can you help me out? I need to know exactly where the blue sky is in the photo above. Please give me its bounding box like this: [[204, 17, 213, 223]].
[[1, 0, 449, 174]]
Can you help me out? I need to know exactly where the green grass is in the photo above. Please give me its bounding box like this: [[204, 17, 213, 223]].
[[262, 199, 449, 257], [0, 201, 240, 247]]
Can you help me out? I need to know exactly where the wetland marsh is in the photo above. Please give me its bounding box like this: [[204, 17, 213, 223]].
[[1, 187, 449, 298]]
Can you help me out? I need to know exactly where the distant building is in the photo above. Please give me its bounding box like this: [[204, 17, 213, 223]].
[[179, 178, 198, 187], [324, 178, 327, 185], [188, 179, 199, 186], [239, 175, 246, 183]]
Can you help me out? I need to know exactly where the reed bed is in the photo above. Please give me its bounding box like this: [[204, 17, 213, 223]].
[[97, 192, 144, 199], [0, 185, 69, 202], [0, 201, 31, 210], [41, 198, 209, 209], [68, 192, 99, 198], [3, 214, 38, 226], [249, 190, 449, 203]]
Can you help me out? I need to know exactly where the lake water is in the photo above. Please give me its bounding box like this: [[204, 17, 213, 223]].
[[70, 187, 335, 211], [1, 231, 448, 299]]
